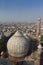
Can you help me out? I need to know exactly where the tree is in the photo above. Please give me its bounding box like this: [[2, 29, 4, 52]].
[[40, 35, 43, 41], [0, 39, 5, 53]]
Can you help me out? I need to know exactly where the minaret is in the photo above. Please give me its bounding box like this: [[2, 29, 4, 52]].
[[36, 17, 41, 41], [36, 17, 42, 65]]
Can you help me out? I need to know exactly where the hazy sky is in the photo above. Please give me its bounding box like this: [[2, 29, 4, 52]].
[[0, 0, 43, 22]]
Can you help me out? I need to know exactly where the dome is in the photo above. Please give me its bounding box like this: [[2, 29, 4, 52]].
[[38, 44, 42, 49], [7, 31, 29, 57], [37, 17, 41, 21]]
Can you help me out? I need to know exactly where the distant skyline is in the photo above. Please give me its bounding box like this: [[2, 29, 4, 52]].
[[0, 0, 43, 23]]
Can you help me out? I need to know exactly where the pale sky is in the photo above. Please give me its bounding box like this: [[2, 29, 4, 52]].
[[0, 0, 43, 23]]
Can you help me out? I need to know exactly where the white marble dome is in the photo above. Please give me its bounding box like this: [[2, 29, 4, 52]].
[[37, 17, 41, 21], [7, 31, 29, 57]]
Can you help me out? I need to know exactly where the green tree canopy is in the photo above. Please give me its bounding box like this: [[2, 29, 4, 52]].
[[0, 39, 5, 53], [40, 35, 43, 41]]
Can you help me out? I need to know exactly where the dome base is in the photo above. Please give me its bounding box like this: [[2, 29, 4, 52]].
[[8, 55, 25, 62]]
